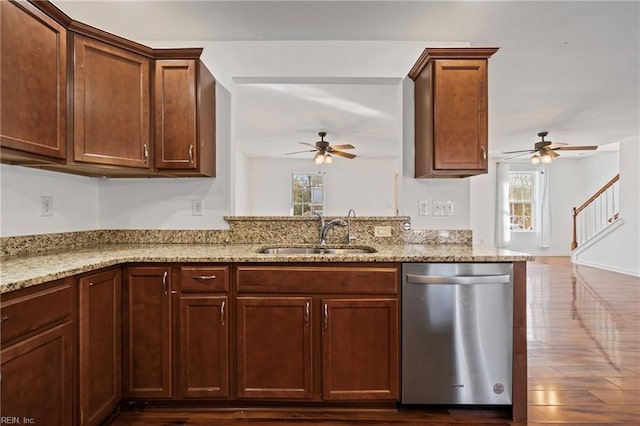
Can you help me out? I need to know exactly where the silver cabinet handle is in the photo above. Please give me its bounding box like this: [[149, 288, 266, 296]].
[[162, 271, 168, 294], [192, 275, 216, 280], [323, 303, 328, 330], [143, 144, 149, 159], [0, 316, 8, 323], [189, 144, 194, 163], [304, 302, 310, 327], [481, 146, 487, 165], [220, 301, 226, 327], [406, 274, 510, 285]]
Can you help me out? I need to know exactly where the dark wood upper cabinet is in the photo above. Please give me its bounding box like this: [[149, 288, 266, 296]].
[[0, 0, 67, 163], [409, 47, 498, 178], [1, 0, 217, 178], [72, 34, 151, 169], [154, 59, 216, 177]]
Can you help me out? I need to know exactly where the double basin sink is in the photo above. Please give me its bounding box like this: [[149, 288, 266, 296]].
[[258, 246, 376, 255]]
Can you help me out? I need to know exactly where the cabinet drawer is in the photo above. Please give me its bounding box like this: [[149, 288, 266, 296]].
[[1, 279, 73, 345], [236, 264, 399, 294], [180, 266, 228, 292]]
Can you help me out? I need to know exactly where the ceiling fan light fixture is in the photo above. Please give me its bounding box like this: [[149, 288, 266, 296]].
[[530, 155, 541, 165], [313, 152, 324, 165], [324, 153, 333, 164], [540, 153, 553, 164]]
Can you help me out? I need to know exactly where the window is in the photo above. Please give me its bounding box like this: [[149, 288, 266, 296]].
[[508, 172, 535, 231], [291, 173, 324, 216]]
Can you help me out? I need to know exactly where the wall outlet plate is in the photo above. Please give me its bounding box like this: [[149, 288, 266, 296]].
[[418, 200, 430, 216], [41, 196, 53, 216], [374, 226, 392, 237], [192, 199, 203, 216]]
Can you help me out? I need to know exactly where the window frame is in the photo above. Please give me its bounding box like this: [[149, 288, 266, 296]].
[[507, 171, 536, 232], [290, 172, 325, 216]]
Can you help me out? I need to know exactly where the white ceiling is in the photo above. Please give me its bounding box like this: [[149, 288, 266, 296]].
[[54, 0, 639, 162]]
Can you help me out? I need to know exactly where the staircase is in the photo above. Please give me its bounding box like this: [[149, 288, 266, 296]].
[[571, 174, 620, 251]]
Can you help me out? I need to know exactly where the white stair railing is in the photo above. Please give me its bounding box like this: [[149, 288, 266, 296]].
[[572, 174, 619, 250]]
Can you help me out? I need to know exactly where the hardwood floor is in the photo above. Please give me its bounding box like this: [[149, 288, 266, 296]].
[[109, 257, 640, 425]]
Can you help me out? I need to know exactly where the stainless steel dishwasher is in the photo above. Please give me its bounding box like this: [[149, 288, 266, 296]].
[[402, 263, 513, 405]]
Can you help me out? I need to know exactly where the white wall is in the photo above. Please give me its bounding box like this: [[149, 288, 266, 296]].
[[241, 158, 399, 216], [574, 140, 640, 276], [0, 164, 99, 237]]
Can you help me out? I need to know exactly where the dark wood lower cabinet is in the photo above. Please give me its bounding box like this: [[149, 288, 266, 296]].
[[322, 298, 399, 401], [178, 296, 229, 398], [78, 268, 122, 425], [122, 266, 172, 399], [236, 297, 313, 399]]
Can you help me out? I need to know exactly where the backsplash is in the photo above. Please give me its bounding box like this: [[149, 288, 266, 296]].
[[0, 216, 472, 257]]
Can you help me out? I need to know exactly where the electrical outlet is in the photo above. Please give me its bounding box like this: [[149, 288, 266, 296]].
[[192, 199, 203, 216], [443, 200, 455, 216], [374, 226, 392, 237], [418, 200, 430, 216], [432, 201, 444, 216], [41, 196, 53, 216]]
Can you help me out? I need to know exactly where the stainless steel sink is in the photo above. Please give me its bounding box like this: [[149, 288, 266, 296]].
[[258, 246, 376, 255]]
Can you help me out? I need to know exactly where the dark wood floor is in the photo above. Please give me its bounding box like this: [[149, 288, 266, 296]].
[[109, 257, 640, 425]]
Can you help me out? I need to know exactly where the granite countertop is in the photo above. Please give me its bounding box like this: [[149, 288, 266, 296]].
[[0, 243, 532, 294]]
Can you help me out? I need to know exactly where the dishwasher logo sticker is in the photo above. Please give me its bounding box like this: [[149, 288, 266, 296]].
[[493, 383, 505, 394], [450, 384, 464, 389]]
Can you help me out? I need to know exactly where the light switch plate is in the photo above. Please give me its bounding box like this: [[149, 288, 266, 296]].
[[418, 200, 430, 216]]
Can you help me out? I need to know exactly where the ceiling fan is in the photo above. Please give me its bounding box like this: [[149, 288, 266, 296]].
[[285, 131, 357, 164], [503, 131, 598, 164]]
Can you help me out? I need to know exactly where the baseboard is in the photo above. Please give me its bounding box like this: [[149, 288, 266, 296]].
[[526, 252, 571, 257], [572, 258, 640, 277]]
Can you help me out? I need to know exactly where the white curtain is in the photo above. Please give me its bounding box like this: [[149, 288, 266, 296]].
[[539, 164, 552, 248], [496, 162, 511, 248]]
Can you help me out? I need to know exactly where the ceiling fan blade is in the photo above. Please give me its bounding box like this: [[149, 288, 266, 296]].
[[329, 144, 355, 150], [299, 142, 319, 149], [502, 149, 536, 154], [285, 149, 316, 155], [546, 142, 568, 149], [553, 145, 598, 151], [331, 150, 357, 159]]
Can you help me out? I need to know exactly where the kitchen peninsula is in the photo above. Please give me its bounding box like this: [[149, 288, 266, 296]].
[[0, 217, 531, 425]]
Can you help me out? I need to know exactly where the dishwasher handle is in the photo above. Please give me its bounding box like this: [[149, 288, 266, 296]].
[[406, 273, 510, 285]]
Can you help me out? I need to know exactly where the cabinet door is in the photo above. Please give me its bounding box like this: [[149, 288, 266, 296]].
[[122, 266, 172, 398], [236, 297, 313, 399], [154, 60, 197, 170], [322, 298, 399, 401], [78, 268, 121, 425], [73, 34, 151, 168], [0, 0, 67, 160], [432, 59, 488, 172], [0, 322, 74, 425], [178, 296, 229, 398], [154, 59, 216, 177]]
